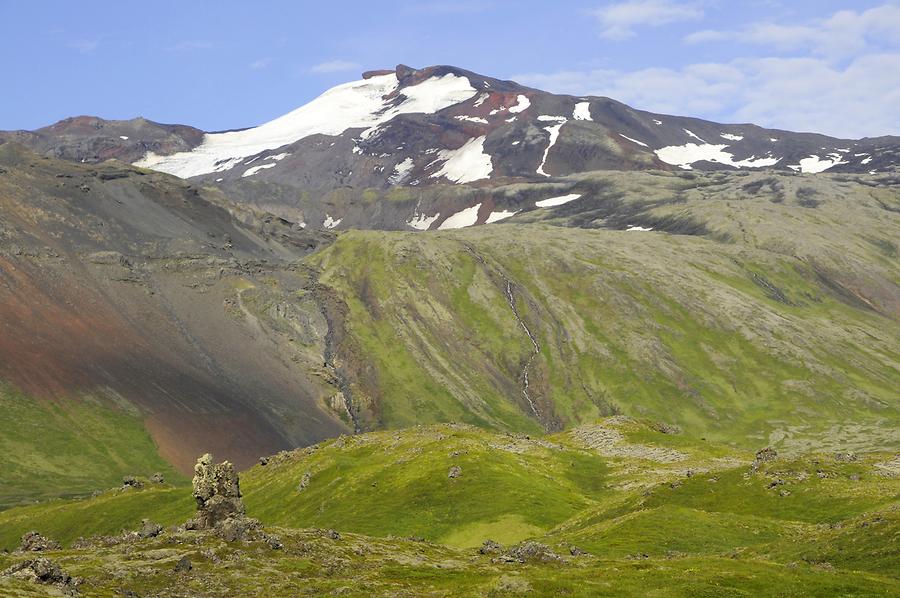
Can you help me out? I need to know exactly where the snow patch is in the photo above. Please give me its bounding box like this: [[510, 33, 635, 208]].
[[119, 135, 129, 140], [389, 157, 414, 185], [626, 225, 653, 232], [473, 92, 489, 107], [136, 73, 477, 178], [536, 193, 581, 208], [654, 143, 781, 170], [795, 154, 848, 173], [720, 133, 743, 141], [861, 156, 873, 165], [323, 214, 342, 229], [573, 102, 592, 121], [406, 211, 440, 230], [508, 94, 531, 114], [653, 119, 663, 126], [537, 119, 567, 177], [455, 115, 489, 124], [486, 209, 520, 223], [268, 152, 290, 161], [683, 129, 705, 142], [242, 162, 278, 177], [429, 136, 493, 184], [438, 203, 481, 229], [619, 134, 648, 147]]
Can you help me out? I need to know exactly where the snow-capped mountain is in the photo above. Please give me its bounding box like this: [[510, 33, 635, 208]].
[[3, 64, 898, 231]]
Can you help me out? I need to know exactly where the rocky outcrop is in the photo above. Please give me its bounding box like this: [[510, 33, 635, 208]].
[[183, 453, 278, 544], [2, 557, 80, 592], [17, 531, 60, 552], [187, 453, 245, 530]]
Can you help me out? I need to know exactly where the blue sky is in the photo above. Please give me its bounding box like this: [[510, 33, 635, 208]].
[[1, 1, 898, 137]]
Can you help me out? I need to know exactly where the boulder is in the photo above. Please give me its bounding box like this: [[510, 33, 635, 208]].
[[448, 466, 462, 479], [138, 520, 163, 539], [174, 556, 192, 573]]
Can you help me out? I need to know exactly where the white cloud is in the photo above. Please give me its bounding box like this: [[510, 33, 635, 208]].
[[250, 58, 272, 70], [516, 4, 900, 138], [592, 0, 703, 40], [514, 53, 900, 138], [685, 5, 900, 60], [309, 60, 362, 74]]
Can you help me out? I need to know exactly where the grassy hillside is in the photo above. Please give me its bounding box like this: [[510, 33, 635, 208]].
[[0, 384, 184, 508], [310, 217, 899, 451], [0, 420, 896, 595]]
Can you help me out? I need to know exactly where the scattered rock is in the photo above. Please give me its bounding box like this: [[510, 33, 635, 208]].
[[569, 545, 588, 556], [325, 529, 342, 540], [479, 539, 503, 555], [216, 516, 261, 542], [505, 541, 561, 563], [652, 422, 682, 435], [768, 478, 785, 489], [122, 476, 144, 490], [834, 452, 858, 462], [496, 575, 533, 593], [755, 448, 778, 463], [259, 457, 269, 466], [2, 557, 80, 591], [298, 471, 312, 492], [150, 473, 165, 484], [174, 556, 192, 573], [448, 466, 462, 479], [266, 534, 283, 550], [17, 531, 61, 552]]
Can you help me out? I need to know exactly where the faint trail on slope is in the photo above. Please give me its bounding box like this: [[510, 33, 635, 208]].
[[461, 242, 543, 425]]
